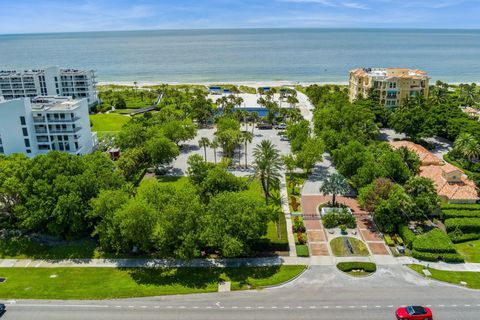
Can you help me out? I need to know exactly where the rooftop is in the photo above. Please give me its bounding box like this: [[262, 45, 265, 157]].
[[31, 96, 83, 111], [350, 68, 429, 80], [390, 140, 479, 202]]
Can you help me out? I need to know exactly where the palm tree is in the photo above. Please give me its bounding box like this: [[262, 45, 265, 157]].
[[319, 173, 350, 207], [198, 137, 210, 162], [459, 83, 479, 107], [241, 131, 253, 169], [251, 112, 259, 134], [286, 95, 299, 108], [252, 140, 283, 205], [210, 138, 219, 164], [454, 133, 480, 163]]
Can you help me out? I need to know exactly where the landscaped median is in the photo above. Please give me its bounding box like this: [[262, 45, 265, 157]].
[[408, 264, 480, 289], [336, 262, 376, 277], [0, 265, 306, 300]]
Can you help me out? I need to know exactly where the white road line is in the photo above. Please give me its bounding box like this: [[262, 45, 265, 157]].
[[232, 306, 238, 309], [375, 306, 381, 308], [309, 306, 316, 309], [128, 306, 134, 308], [296, 306, 303, 309], [115, 306, 121, 308], [439, 304, 445, 307], [387, 305, 394, 308], [245, 306, 252, 309], [465, 304, 471, 307], [154, 306, 160, 309], [361, 306, 368, 308], [348, 306, 355, 308], [179, 306, 186, 309], [284, 306, 290, 309], [167, 306, 173, 309], [193, 306, 199, 309], [12, 304, 109, 308], [258, 306, 264, 309], [323, 306, 329, 309], [141, 306, 147, 309], [205, 306, 212, 309], [335, 306, 342, 309], [271, 306, 277, 309]]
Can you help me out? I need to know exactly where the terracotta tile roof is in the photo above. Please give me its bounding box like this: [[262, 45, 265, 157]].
[[390, 141, 443, 166], [420, 165, 478, 201], [390, 140, 479, 202]]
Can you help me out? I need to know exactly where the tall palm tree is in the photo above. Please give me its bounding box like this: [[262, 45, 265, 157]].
[[286, 95, 299, 108], [319, 173, 350, 207], [210, 138, 219, 164], [198, 137, 210, 162], [251, 112, 260, 134], [241, 131, 253, 169], [252, 140, 283, 205]]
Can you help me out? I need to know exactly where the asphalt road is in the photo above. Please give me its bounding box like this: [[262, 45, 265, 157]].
[[3, 265, 480, 319]]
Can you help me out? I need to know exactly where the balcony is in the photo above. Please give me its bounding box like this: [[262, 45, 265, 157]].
[[48, 127, 82, 134], [46, 116, 81, 123], [33, 117, 46, 123]]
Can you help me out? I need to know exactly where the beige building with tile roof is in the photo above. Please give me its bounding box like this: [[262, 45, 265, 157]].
[[349, 68, 430, 108], [390, 141, 479, 204]]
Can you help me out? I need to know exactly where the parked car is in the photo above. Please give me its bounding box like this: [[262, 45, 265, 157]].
[[395, 306, 432, 320], [274, 123, 287, 130], [0, 303, 5, 312], [257, 123, 273, 130]]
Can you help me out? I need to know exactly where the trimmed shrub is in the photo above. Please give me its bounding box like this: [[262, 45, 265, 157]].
[[442, 253, 465, 263], [445, 218, 480, 233], [411, 250, 438, 261], [448, 231, 480, 243], [336, 262, 377, 273], [384, 234, 394, 246], [442, 210, 480, 219], [441, 203, 480, 211], [398, 225, 416, 249], [412, 229, 456, 253]]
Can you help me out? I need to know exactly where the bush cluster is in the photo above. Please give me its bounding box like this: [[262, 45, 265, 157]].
[[336, 262, 377, 273], [384, 234, 394, 246], [445, 218, 480, 234], [413, 229, 456, 253], [398, 225, 416, 249], [322, 209, 356, 229], [442, 210, 480, 219]]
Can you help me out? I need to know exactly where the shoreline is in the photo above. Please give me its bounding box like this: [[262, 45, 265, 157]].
[[97, 80, 478, 87], [97, 80, 349, 87]]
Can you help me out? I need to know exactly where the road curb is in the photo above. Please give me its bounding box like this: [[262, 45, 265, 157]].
[[261, 264, 309, 289]]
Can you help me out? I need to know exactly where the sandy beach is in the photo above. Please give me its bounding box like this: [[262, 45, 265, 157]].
[[97, 80, 350, 88]]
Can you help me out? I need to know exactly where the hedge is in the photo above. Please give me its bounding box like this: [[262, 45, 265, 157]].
[[441, 204, 480, 211], [442, 210, 480, 219], [336, 262, 377, 273], [384, 235, 394, 246], [448, 232, 480, 243], [411, 250, 438, 261], [398, 225, 416, 249], [412, 250, 464, 263], [445, 218, 480, 233], [412, 229, 456, 253]]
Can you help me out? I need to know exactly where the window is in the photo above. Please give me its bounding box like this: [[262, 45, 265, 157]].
[[22, 128, 28, 136], [24, 139, 30, 148], [59, 143, 64, 151], [26, 149, 31, 154], [20, 116, 26, 125], [0, 146, 4, 154]]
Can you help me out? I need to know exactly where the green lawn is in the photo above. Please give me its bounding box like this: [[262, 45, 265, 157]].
[[0, 265, 305, 300], [409, 264, 480, 289], [296, 245, 309, 257], [90, 113, 130, 132], [330, 237, 370, 257], [455, 240, 480, 262], [0, 238, 99, 259]]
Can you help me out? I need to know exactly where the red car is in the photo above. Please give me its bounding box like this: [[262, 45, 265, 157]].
[[395, 306, 433, 320]]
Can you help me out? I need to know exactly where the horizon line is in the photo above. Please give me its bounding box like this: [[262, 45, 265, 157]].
[[1, 26, 480, 36]]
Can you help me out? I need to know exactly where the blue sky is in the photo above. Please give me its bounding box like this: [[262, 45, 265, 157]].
[[0, 0, 479, 34]]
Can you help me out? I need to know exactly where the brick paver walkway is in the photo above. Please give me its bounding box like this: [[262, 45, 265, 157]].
[[301, 195, 390, 256]]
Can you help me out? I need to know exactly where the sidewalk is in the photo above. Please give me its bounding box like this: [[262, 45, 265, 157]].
[[280, 173, 297, 257], [3, 255, 480, 271]]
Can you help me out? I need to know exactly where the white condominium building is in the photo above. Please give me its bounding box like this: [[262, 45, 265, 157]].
[[0, 96, 97, 157], [0, 66, 98, 107]]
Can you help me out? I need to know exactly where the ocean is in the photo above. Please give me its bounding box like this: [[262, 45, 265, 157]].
[[0, 29, 479, 83]]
